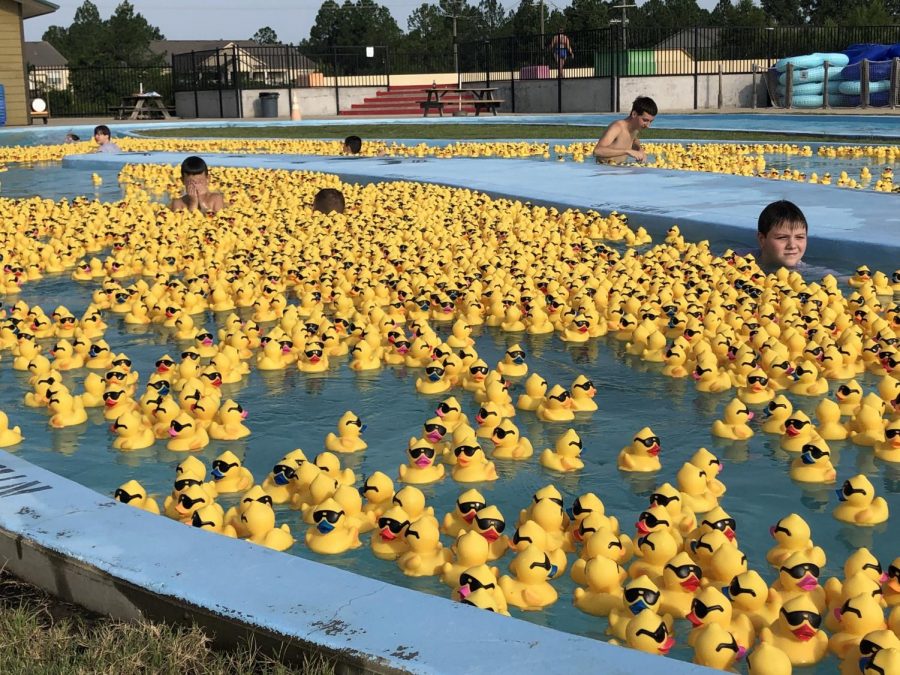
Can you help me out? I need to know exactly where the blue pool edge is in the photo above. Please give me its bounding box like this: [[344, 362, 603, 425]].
[[0, 450, 711, 674]]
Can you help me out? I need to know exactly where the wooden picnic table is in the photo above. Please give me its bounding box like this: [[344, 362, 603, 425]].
[[421, 87, 504, 117], [112, 94, 173, 120]]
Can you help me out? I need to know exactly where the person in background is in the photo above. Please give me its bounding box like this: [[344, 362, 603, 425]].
[[93, 125, 121, 153], [342, 135, 362, 155], [313, 188, 345, 215], [65, 133, 80, 143], [169, 155, 226, 214], [549, 31, 574, 72], [592, 96, 657, 164]]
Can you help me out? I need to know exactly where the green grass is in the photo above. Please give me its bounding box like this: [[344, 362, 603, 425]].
[[0, 569, 334, 674], [137, 124, 888, 144]]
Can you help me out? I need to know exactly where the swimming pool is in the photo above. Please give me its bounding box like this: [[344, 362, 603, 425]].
[[1, 125, 899, 673]]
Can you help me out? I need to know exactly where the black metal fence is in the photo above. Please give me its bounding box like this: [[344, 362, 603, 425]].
[[27, 64, 173, 118], [26, 25, 900, 117]]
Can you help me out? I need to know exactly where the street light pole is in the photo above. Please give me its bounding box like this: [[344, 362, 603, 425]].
[[611, 2, 636, 51]]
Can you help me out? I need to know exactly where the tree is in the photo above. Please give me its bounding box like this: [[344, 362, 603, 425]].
[[760, 0, 808, 24], [711, 0, 770, 26], [42, 0, 164, 66], [474, 0, 508, 35], [564, 0, 610, 32], [304, 0, 403, 50], [252, 26, 280, 44]]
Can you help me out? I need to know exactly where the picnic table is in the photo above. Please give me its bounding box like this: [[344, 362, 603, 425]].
[[110, 93, 174, 120], [420, 87, 504, 117]]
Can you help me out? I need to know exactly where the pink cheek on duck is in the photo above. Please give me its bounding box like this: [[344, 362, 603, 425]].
[[241, 410, 248, 419]]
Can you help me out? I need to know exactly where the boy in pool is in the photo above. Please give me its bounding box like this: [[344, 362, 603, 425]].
[[93, 125, 121, 153], [169, 156, 226, 214], [754, 200, 807, 272], [313, 188, 345, 215], [593, 96, 657, 164], [342, 135, 362, 155]]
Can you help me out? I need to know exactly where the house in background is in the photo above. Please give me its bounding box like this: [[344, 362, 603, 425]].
[[25, 39, 68, 92], [0, 0, 58, 125], [151, 40, 319, 86]]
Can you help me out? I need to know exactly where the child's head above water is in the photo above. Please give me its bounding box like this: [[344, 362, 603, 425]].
[[313, 188, 345, 215], [757, 199, 808, 270], [180, 155, 210, 193], [343, 135, 362, 155]]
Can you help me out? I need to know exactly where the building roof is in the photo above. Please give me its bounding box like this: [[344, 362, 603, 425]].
[[153, 40, 318, 70], [24, 41, 67, 67], [655, 27, 721, 51], [20, 0, 58, 19]]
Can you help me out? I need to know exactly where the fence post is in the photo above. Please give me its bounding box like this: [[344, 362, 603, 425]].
[[822, 61, 829, 110], [717, 62, 723, 109], [861, 59, 869, 109], [286, 45, 295, 113], [692, 26, 699, 110], [332, 46, 340, 114], [485, 40, 491, 88], [191, 51, 199, 118], [786, 62, 793, 110], [510, 40, 516, 113], [385, 45, 391, 90], [215, 49, 224, 118], [557, 31, 563, 113], [892, 57, 899, 109], [751, 64, 757, 109], [232, 44, 242, 118]]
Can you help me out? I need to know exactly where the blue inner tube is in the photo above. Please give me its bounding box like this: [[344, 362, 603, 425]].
[[788, 93, 854, 108], [774, 52, 849, 72], [840, 60, 893, 80], [843, 91, 893, 107], [838, 79, 893, 94], [777, 65, 845, 85], [777, 80, 845, 95]]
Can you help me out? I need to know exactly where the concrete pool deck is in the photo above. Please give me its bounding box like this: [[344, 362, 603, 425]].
[[0, 450, 708, 674], [65, 149, 900, 270]]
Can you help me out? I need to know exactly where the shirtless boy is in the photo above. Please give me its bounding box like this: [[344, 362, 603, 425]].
[[593, 96, 657, 164], [169, 156, 226, 214]]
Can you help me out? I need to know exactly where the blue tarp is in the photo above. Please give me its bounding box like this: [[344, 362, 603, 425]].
[[841, 43, 900, 78]]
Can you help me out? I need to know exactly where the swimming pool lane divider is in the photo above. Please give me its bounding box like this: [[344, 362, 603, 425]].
[[63, 151, 900, 271], [0, 450, 711, 674]]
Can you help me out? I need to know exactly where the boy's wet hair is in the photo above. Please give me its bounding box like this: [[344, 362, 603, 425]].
[[631, 97, 658, 117], [344, 135, 362, 154], [66, 133, 80, 142], [181, 155, 209, 177], [93, 125, 111, 137], [313, 188, 345, 215], [758, 200, 808, 235]]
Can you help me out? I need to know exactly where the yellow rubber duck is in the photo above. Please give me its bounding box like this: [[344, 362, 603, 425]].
[[790, 359, 829, 396], [623, 609, 675, 656], [874, 417, 900, 463], [607, 575, 663, 640], [711, 397, 754, 440], [242, 500, 294, 551], [572, 555, 626, 617], [498, 543, 558, 611], [489, 418, 533, 460], [111, 409, 155, 451], [0, 410, 23, 447], [398, 515, 452, 577], [727, 570, 783, 633], [693, 622, 741, 670], [816, 398, 848, 440], [370, 505, 411, 560], [539, 428, 584, 472], [440, 529, 492, 588], [433, 396, 469, 433], [767, 513, 824, 568], [113, 479, 160, 514], [762, 394, 793, 434], [453, 564, 509, 616], [496, 343, 527, 378], [398, 437, 446, 484], [686, 586, 755, 652], [759, 595, 829, 666], [790, 439, 837, 483], [190, 504, 238, 538], [47, 389, 88, 428], [166, 411, 210, 452], [617, 426, 661, 472], [450, 438, 497, 483], [833, 474, 889, 525], [516, 373, 548, 411], [210, 450, 254, 494], [440, 488, 486, 538], [745, 642, 792, 675], [323, 411, 367, 453], [471, 504, 510, 561], [208, 399, 251, 440], [780, 411, 819, 453], [304, 496, 362, 555]]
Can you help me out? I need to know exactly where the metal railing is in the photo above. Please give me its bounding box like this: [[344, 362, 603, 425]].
[[27, 64, 173, 118]]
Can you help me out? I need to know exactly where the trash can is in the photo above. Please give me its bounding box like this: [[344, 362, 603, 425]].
[[259, 92, 279, 118]]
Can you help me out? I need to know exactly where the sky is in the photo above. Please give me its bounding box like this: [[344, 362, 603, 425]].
[[24, 0, 722, 42]]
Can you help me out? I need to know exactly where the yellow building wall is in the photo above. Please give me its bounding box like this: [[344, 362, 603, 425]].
[[0, 0, 27, 126]]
